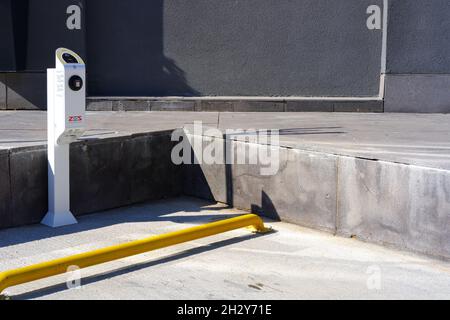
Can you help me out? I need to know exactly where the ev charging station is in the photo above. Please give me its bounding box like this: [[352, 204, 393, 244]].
[[41, 48, 86, 228]]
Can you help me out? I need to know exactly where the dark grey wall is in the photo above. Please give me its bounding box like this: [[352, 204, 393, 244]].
[[387, 0, 450, 74], [0, 0, 86, 72], [385, 0, 450, 112], [0, 0, 86, 110], [3, 0, 450, 112], [0, 0, 16, 71], [0, 0, 28, 71], [87, 0, 383, 97], [26, 0, 86, 70], [2, 0, 384, 102], [85, 0, 169, 96], [163, 0, 382, 97]]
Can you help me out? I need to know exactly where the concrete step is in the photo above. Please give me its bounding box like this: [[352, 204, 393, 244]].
[[1, 111, 449, 260], [181, 117, 450, 260]]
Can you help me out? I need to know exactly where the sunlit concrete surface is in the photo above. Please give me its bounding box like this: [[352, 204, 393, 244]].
[[1, 111, 450, 169], [0, 197, 449, 300]]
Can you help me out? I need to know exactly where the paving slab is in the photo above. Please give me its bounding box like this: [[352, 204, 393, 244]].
[[216, 112, 450, 170], [0, 111, 219, 149], [0, 197, 449, 300], [1, 111, 450, 170]]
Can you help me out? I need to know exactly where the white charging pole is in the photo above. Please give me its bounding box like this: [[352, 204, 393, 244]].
[[41, 48, 86, 228]]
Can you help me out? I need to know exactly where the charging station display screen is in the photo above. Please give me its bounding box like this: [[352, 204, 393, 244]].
[[62, 53, 78, 64]]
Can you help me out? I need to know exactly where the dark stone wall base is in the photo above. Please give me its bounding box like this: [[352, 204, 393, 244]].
[[385, 74, 450, 113], [0, 131, 182, 229], [87, 98, 384, 113]]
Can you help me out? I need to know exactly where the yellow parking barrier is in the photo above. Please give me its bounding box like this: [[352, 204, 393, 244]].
[[0, 214, 271, 297]]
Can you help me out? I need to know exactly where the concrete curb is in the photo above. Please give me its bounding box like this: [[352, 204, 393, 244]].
[[86, 98, 384, 113], [183, 132, 450, 259], [0, 131, 183, 229], [1, 124, 449, 260]]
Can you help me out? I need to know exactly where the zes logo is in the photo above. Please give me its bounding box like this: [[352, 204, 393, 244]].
[[68, 116, 83, 123]]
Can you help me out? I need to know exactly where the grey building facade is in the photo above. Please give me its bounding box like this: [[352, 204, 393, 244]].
[[0, 0, 449, 112]]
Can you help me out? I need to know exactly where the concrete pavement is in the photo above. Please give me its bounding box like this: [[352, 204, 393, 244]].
[[0, 197, 449, 300], [1, 111, 450, 169]]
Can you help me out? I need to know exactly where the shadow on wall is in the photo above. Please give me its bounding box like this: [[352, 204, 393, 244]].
[[0, 0, 28, 71], [1, 73, 47, 110], [223, 134, 281, 221], [86, 0, 198, 96], [251, 191, 281, 222], [183, 141, 215, 201], [1, 0, 198, 109], [0, 0, 46, 109]]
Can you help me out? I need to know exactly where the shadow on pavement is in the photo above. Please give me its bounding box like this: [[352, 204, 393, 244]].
[[0, 197, 236, 248], [14, 232, 270, 300]]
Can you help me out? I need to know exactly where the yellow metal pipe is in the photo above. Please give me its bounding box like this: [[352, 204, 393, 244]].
[[0, 214, 270, 295]]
